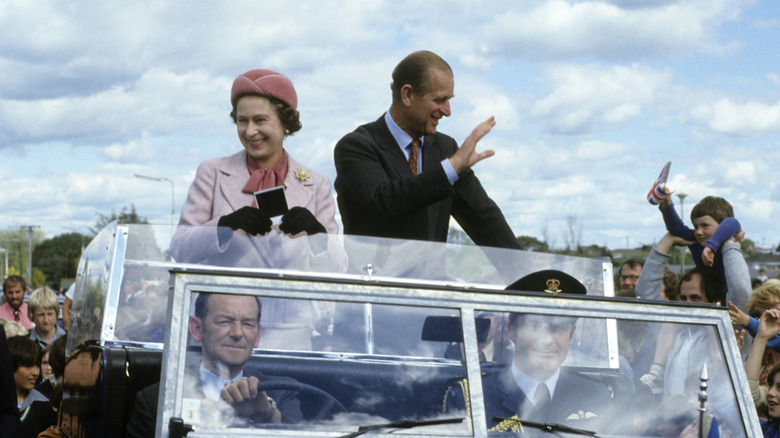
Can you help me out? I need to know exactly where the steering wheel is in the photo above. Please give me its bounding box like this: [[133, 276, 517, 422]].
[[256, 380, 347, 421]]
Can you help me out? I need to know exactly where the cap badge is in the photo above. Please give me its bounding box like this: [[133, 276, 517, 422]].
[[544, 278, 562, 294]]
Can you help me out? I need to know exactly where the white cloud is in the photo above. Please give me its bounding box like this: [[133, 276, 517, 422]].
[[103, 134, 156, 163], [474, 0, 751, 61], [690, 99, 780, 135], [0, 0, 777, 252], [531, 64, 672, 133], [0, 68, 227, 148]]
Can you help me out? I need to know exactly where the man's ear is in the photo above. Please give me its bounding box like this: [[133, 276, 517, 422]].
[[507, 322, 517, 344], [254, 325, 262, 348], [400, 84, 415, 107], [189, 316, 203, 342]]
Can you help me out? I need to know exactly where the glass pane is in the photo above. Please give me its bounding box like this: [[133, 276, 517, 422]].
[[460, 312, 743, 437], [113, 264, 170, 343], [161, 224, 608, 293], [174, 292, 470, 435], [67, 223, 116, 354]]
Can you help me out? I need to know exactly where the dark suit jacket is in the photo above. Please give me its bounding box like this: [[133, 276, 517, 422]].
[[334, 115, 521, 249], [482, 367, 612, 433], [126, 368, 302, 438]]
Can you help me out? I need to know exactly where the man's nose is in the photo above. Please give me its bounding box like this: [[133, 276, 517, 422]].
[[229, 322, 243, 337], [441, 101, 451, 117]]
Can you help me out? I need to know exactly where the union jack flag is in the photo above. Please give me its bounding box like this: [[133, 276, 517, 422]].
[[647, 161, 672, 205]]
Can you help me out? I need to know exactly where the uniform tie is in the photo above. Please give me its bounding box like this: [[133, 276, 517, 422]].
[[531, 383, 551, 418], [408, 139, 420, 175]]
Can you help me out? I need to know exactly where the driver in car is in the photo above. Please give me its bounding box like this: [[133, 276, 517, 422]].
[[127, 293, 302, 437]]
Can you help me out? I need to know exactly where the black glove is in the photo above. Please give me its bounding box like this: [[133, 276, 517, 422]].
[[279, 207, 326, 236], [218, 206, 272, 236]]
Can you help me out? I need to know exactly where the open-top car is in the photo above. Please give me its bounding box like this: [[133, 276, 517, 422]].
[[61, 223, 759, 437]]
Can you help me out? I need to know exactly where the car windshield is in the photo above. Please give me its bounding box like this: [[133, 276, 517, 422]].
[[63, 223, 756, 437]]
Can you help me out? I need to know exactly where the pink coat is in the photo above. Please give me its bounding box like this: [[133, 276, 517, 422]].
[[170, 150, 346, 340]]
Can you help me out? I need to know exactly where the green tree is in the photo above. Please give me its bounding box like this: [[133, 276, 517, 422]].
[[741, 238, 755, 258], [447, 227, 475, 246], [0, 227, 45, 284], [576, 244, 613, 259], [89, 204, 149, 236], [33, 232, 87, 285], [516, 235, 549, 252], [31, 269, 46, 288]]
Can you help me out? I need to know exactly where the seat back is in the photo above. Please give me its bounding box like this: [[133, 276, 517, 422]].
[[103, 346, 163, 437]]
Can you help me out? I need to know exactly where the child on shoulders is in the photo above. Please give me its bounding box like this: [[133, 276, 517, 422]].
[[658, 191, 743, 279]]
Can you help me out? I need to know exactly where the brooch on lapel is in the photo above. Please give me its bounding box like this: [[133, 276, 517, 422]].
[[294, 168, 310, 182]]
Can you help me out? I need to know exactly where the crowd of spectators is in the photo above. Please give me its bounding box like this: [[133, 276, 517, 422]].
[[1, 276, 68, 437]]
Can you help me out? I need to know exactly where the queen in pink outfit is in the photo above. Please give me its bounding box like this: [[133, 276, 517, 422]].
[[171, 69, 345, 350]]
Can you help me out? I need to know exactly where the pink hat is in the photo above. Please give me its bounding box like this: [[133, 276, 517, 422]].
[[230, 69, 298, 111]]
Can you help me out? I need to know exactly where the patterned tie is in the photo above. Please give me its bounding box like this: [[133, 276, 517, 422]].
[[408, 139, 420, 175]]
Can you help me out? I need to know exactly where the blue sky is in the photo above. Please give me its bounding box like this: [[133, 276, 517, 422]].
[[1, 0, 779, 251]]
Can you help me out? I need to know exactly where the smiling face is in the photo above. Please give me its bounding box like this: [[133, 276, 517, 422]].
[[235, 95, 285, 168], [509, 314, 575, 381], [769, 373, 780, 419], [14, 365, 39, 400], [189, 294, 261, 379], [692, 215, 719, 246], [398, 67, 453, 138]]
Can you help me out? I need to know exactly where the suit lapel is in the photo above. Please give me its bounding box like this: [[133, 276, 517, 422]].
[[374, 116, 415, 178], [421, 134, 438, 172], [497, 370, 532, 418], [283, 156, 315, 209], [373, 116, 435, 241], [217, 151, 254, 211], [547, 369, 593, 422]]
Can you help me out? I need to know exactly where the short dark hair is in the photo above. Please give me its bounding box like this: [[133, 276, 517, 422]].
[[229, 94, 302, 136], [620, 258, 644, 273], [3, 275, 26, 294], [680, 267, 726, 305], [8, 335, 40, 371], [390, 50, 452, 104], [47, 334, 68, 378], [690, 196, 733, 224], [194, 293, 262, 323]]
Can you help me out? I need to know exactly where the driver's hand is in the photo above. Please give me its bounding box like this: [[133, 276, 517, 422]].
[[221, 376, 281, 423]]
